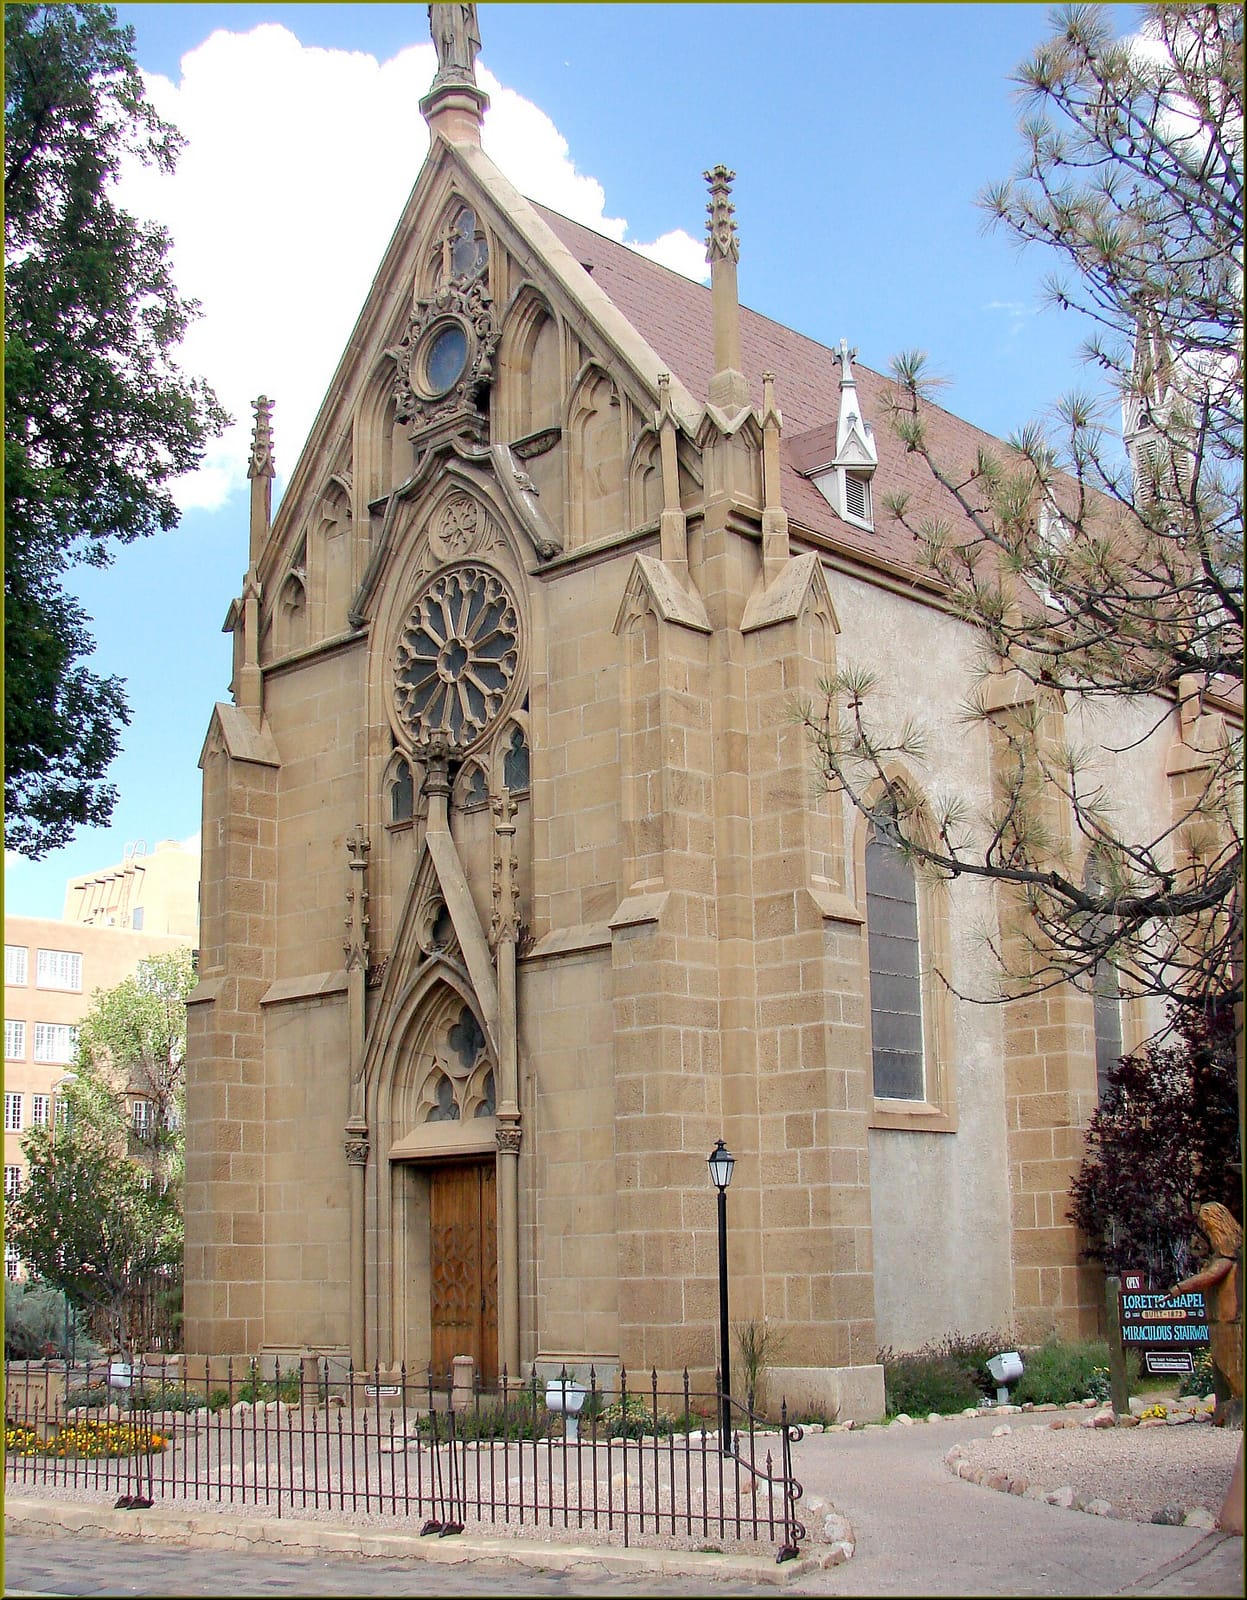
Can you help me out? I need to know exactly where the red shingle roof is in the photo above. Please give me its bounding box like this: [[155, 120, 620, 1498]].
[[534, 204, 1015, 587]]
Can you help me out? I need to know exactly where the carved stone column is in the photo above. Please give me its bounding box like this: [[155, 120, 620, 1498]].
[[491, 789, 523, 1376], [344, 1132, 369, 1366]]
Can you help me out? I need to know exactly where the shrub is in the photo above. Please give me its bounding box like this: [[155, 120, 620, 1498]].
[[4, 1281, 99, 1361], [879, 1349, 980, 1417], [593, 1392, 677, 1439], [64, 1382, 112, 1410], [1012, 1338, 1139, 1406], [235, 1366, 302, 1405], [131, 1383, 205, 1412], [1179, 1347, 1215, 1399], [422, 1393, 556, 1442], [733, 1317, 788, 1409]]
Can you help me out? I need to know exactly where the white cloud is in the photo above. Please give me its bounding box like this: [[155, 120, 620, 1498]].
[[113, 25, 705, 515]]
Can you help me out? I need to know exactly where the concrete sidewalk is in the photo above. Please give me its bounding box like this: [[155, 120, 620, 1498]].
[[4, 1409, 1243, 1596]]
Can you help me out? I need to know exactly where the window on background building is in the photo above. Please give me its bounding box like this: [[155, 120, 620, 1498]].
[[31, 1094, 50, 1128], [131, 907, 145, 931], [36, 948, 82, 991], [4, 1166, 22, 1200], [5, 945, 28, 986], [865, 797, 925, 1102], [33, 1023, 78, 1064], [4, 1093, 24, 1133], [5, 1245, 21, 1281], [132, 1101, 152, 1134], [5, 1019, 26, 1061]]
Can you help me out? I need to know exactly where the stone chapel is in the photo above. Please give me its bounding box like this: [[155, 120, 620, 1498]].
[[182, 5, 1228, 1419]]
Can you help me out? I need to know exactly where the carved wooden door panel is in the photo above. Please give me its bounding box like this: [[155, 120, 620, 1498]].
[[429, 1161, 497, 1386]]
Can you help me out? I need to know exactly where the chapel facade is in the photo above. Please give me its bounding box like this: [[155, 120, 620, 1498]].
[[182, 6, 1228, 1418]]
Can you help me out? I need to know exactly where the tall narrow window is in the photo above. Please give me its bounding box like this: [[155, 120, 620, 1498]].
[[865, 802, 924, 1101], [5, 945, 28, 986], [1085, 852, 1123, 1100], [390, 757, 414, 824], [4, 1019, 26, 1061], [4, 1093, 24, 1133]]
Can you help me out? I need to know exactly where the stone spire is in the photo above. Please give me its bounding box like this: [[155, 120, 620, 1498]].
[[421, 3, 489, 145], [248, 395, 274, 565], [833, 342, 877, 469], [704, 165, 750, 414]]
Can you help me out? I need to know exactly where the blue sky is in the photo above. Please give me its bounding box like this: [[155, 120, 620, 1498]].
[[5, 2, 1139, 920]]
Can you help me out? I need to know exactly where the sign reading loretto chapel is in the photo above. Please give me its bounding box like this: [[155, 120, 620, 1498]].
[[1119, 1270, 1209, 1377]]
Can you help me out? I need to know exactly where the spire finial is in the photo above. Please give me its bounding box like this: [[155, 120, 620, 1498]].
[[704, 165, 740, 264], [248, 396, 275, 481]]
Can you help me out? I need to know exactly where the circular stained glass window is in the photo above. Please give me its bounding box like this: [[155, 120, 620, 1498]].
[[423, 321, 469, 396], [394, 566, 520, 750]]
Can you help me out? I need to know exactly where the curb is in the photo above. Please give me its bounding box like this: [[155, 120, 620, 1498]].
[[4, 1496, 846, 1586]]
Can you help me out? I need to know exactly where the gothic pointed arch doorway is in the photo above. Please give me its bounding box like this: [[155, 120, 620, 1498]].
[[380, 980, 500, 1382]]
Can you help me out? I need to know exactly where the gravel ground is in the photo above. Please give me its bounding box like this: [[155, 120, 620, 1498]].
[[951, 1415, 1241, 1522]]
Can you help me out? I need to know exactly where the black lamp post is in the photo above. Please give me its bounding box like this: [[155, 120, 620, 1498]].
[[707, 1138, 735, 1453]]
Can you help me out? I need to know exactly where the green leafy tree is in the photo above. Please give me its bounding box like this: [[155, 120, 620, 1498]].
[[4, 3, 228, 858], [808, 3, 1242, 1024], [6, 950, 195, 1352]]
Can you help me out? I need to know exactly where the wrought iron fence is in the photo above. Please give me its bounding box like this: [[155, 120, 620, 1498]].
[[4, 1356, 805, 1561]]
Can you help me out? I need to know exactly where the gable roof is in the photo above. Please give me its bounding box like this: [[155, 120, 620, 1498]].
[[532, 203, 1015, 590]]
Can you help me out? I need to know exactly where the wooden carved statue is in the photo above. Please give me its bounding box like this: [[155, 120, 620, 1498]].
[[1166, 1201, 1242, 1533]]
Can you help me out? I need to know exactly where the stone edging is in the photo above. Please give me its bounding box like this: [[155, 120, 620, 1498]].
[[939, 1396, 1222, 1528]]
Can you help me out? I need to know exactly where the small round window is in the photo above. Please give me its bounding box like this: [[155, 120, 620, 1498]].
[[423, 322, 469, 396]]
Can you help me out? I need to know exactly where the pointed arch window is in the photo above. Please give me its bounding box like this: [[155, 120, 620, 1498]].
[[502, 725, 530, 795], [865, 796, 925, 1102], [390, 757, 414, 824]]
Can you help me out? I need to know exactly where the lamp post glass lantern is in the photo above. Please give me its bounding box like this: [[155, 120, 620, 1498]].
[[708, 1139, 734, 1451]]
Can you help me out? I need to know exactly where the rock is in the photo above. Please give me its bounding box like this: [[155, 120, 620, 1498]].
[[1082, 1398, 1098, 1408], [926, 1412, 942, 1424], [822, 1512, 854, 1545], [1008, 1478, 1029, 1495], [1085, 1498, 1115, 1517], [1092, 1413, 1116, 1429], [1183, 1507, 1216, 1530], [961, 1407, 981, 1417], [1115, 1412, 1140, 1426], [1035, 1402, 1058, 1412], [1152, 1503, 1186, 1526], [1046, 1487, 1076, 1508], [986, 1473, 1012, 1492], [991, 1424, 1012, 1437], [1165, 1412, 1193, 1425], [893, 1413, 914, 1426]]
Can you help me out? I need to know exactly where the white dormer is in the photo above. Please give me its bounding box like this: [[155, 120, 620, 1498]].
[[810, 340, 879, 529]]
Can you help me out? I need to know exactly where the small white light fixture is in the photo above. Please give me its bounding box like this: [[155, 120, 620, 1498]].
[[986, 1350, 1024, 1405], [707, 1139, 735, 1192]]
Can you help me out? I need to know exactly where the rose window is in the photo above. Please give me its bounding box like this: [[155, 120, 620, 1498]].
[[394, 566, 519, 749]]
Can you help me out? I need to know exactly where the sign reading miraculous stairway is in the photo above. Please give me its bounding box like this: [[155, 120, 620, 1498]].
[[1119, 1270, 1208, 1375]]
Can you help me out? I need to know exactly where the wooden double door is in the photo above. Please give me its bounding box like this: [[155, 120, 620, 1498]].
[[428, 1159, 498, 1386]]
